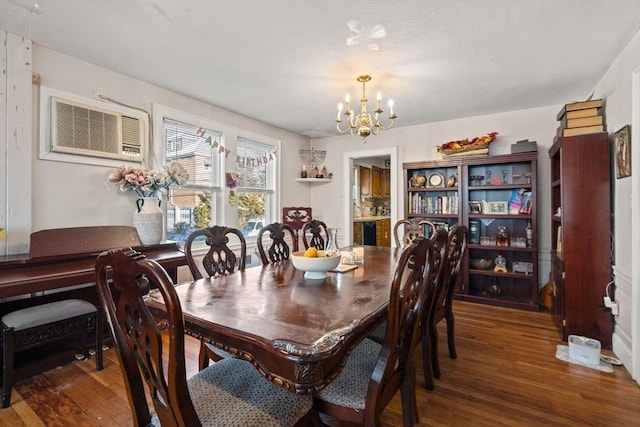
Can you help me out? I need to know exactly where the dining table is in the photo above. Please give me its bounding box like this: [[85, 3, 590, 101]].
[[145, 245, 402, 395]]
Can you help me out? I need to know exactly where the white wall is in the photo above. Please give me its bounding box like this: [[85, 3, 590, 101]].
[[591, 26, 640, 380], [3, 43, 309, 251], [312, 105, 560, 286]]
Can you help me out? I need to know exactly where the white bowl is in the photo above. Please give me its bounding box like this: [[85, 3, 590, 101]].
[[291, 251, 341, 279]]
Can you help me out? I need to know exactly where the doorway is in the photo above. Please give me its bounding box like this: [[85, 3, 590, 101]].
[[342, 146, 398, 247]]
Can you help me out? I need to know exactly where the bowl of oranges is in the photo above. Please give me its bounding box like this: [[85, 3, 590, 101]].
[[291, 247, 341, 279]]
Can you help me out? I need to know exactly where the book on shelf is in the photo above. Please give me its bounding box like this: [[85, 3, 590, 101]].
[[565, 107, 601, 120], [561, 124, 606, 137], [563, 115, 604, 128], [556, 99, 604, 120]]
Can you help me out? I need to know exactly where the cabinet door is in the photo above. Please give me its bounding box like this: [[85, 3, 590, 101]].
[[371, 166, 382, 197], [353, 222, 363, 245], [359, 166, 371, 197], [376, 219, 391, 246], [382, 168, 391, 197]]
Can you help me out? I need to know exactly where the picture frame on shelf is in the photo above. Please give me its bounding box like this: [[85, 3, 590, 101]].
[[614, 124, 631, 179], [519, 191, 532, 214], [488, 201, 508, 215], [468, 201, 483, 214]]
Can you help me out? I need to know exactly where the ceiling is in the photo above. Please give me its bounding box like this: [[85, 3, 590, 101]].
[[2, 0, 640, 139]]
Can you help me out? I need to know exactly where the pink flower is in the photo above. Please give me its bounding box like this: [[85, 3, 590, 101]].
[[109, 163, 189, 199]]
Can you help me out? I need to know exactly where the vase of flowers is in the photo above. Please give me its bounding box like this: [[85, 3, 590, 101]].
[[109, 162, 189, 244]]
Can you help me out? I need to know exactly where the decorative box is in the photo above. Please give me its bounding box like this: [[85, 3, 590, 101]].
[[568, 335, 601, 365], [511, 139, 538, 153]]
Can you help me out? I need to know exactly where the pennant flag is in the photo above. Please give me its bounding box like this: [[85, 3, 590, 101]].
[[197, 127, 205, 137]]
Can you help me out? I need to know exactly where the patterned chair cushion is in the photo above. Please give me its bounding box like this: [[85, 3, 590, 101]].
[[151, 357, 312, 426], [367, 322, 386, 344], [207, 345, 235, 360], [315, 338, 382, 410]]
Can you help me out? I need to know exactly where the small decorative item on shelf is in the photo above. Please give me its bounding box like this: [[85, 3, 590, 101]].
[[493, 254, 507, 273], [311, 166, 319, 178], [410, 174, 427, 187], [301, 165, 308, 178], [469, 175, 484, 186], [496, 226, 510, 246], [437, 131, 499, 157], [470, 258, 492, 270]]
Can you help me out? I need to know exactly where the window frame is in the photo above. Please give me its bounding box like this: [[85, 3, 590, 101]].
[[152, 104, 225, 242], [152, 104, 281, 248], [235, 135, 279, 243]]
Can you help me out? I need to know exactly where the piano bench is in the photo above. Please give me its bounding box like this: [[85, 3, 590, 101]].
[[1, 299, 104, 408]]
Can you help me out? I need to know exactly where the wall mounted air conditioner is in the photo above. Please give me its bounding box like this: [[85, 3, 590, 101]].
[[39, 86, 148, 166]]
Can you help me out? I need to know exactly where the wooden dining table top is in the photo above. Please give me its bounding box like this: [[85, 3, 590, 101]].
[[146, 245, 402, 394]]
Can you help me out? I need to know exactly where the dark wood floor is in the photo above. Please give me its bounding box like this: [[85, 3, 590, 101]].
[[1, 301, 638, 426]]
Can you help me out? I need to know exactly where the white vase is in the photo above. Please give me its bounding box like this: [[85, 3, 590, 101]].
[[133, 197, 163, 245]]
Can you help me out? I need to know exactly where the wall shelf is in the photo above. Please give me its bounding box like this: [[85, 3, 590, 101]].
[[296, 178, 332, 183]]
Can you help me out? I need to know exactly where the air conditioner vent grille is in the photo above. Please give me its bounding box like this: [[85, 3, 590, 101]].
[[55, 102, 120, 155], [50, 96, 143, 161]]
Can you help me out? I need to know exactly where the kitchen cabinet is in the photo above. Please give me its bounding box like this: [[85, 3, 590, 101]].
[[382, 168, 391, 197], [359, 166, 371, 197], [371, 166, 390, 198], [372, 166, 382, 197], [549, 132, 612, 348], [353, 222, 363, 245], [376, 218, 391, 247]]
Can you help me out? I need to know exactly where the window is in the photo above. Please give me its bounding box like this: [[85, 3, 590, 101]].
[[162, 118, 223, 243], [236, 137, 276, 236]]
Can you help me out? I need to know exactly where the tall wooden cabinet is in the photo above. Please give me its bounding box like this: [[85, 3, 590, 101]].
[[549, 133, 613, 348], [404, 152, 538, 311]]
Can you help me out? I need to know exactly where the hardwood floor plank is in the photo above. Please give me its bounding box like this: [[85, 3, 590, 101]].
[[1, 301, 638, 426]]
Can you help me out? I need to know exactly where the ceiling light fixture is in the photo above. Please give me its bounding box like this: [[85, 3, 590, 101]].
[[336, 75, 397, 142]]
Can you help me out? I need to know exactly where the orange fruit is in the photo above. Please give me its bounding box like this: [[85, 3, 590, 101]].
[[304, 247, 318, 258]]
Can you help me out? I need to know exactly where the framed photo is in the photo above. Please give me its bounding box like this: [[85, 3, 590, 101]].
[[614, 124, 631, 179], [468, 201, 483, 214], [488, 201, 508, 215], [519, 191, 532, 214]]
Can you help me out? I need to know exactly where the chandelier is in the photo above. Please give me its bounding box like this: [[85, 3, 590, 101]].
[[335, 75, 397, 142]]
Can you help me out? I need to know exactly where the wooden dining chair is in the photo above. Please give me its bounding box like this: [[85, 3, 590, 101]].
[[95, 247, 317, 427], [184, 226, 246, 369], [416, 229, 449, 391], [367, 228, 449, 391], [393, 218, 436, 248], [426, 224, 468, 388], [313, 236, 439, 427], [301, 219, 329, 250], [257, 222, 298, 265], [184, 226, 246, 280]]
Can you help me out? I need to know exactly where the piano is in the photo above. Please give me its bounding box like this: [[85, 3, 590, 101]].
[[0, 226, 186, 312]]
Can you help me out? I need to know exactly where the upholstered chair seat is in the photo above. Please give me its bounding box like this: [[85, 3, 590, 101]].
[[151, 357, 313, 426], [314, 339, 381, 410]]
